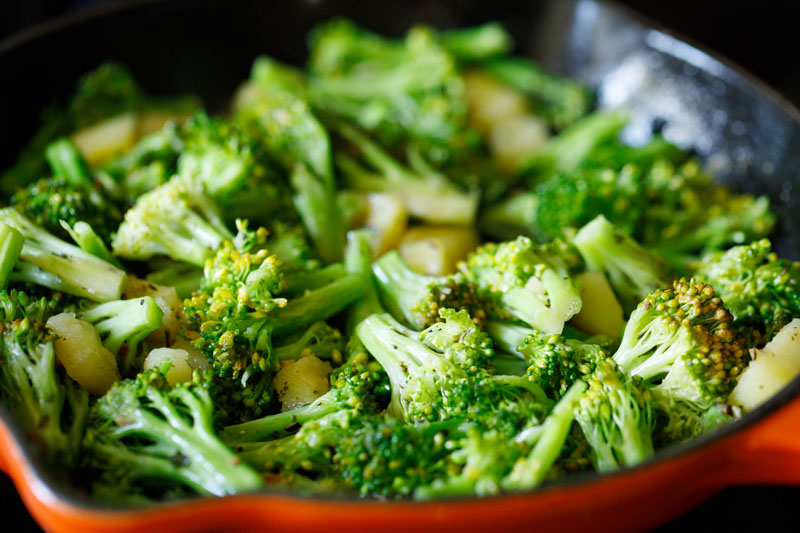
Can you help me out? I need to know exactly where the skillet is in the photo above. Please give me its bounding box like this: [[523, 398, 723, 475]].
[[1, 0, 800, 531]]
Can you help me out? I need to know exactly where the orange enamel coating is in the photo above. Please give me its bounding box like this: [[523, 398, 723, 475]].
[[3, 396, 800, 532]]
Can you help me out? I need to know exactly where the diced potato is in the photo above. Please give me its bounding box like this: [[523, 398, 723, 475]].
[[399, 225, 479, 276], [570, 272, 626, 338], [124, 277, 182, 348], [489, 115, 550, 173], [47, 313, 120, 395], [170, 337, 210, 370], [273, 355, 332, 412], [71, 112, 137, 166], [364, 193, 408, 256], [144, 348, 192, 385], [464, 70, 530, 136], [137, 110, 188, 137], [730, 319, 800, 411]]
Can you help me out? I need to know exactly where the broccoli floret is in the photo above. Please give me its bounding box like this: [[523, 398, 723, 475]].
[[459, 236, 582, 334], [45, 137, 93, 186], [112, 176, 232, 266], [574, 358, 655, 472], [11, 176, 122, 244], [613, 279, 749, 414], [235, 57, 344, 263], [481, 165, 643, 242], [183, 224, 364, 419], [356, 311, 547, 429], [0, 290, 89, 469], [334, 122, 479, 225], [372, 250, 486, 330], [695, 239, 800, 340], [483, 56, 594, 131], [1, 208, 126, 302], [273, 322, 345, 363], [221, 352, 388, 443], [81, 297, 164, 377], [573, 215, 670, 312], [83, 365, 263, 500], [522, 110, 628, 180], [308, 19, 468, 161], [519, 329, 612, 400], [238, 409, 455, 498], [639, 159, 775, 270]]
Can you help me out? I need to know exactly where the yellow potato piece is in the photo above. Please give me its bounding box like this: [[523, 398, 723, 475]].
[[569, 272, 626, 339], [364, 193, 408, 256], [124, 277, 183, 348], [170, 337, 211, 371], [144, 348, 193, 385], [730, 319, 800, 411], [464, 70, 530, 136], [273, 355, 332, 412], [489, 115, 549, 173], [47, 313, 120, 395], [71, 112, 137, 167], [400, 226, 479, 276]]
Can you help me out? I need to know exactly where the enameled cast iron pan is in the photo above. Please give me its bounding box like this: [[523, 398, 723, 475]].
[[2, 1, 800, 531]]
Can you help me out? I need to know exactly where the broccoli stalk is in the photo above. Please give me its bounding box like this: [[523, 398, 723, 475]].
[[81, 297, 164, 376], [0, 208, 126, 302], [60, 220, 123, 268], [572, 215, 669, 312], [344, 229, 383, 333], [45, 138, 92, 185], [0, 223, 24, 290], [84, 366, 263, 498], [501, 380, 586, 491], [438, 22, 513, 61], [335, 123, 479, 225]]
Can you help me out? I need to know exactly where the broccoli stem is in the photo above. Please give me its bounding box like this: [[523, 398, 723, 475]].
[[501, 379, 586, 491], [371, 250, 442, 329], [479, 193, 539, 241], [270, 274, 365, 336], [344, 229, 383, 334], [282, 263, 346, 295], [438, 22, 513, 61], [59, 220, 123, 269], [221, 391, 339, 443], [485, 320, 531, 357], [291, 163, 345, 263], [45, 138, 91, 186], [0, 222, 24, 290], [146, 262, 203, 299], [1, 208, 126, 302]]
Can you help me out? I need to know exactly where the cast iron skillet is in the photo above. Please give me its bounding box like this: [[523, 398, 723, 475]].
[[1, 1, 800, 531]]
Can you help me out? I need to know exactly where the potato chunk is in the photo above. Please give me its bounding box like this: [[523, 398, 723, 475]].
[[47, 313, 120, 395], [124, 277, 182, 348], [399, 226, 479, 275], [730, 319, 800, 411], [570, 272, 626, 338], [144, 348, 193, 385], [273, 355, 332, 412], [365, 193, 408, 256], [71, 112, 137, 166]]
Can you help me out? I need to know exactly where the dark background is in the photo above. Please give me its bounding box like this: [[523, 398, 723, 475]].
[[2, 0, 800, 530]]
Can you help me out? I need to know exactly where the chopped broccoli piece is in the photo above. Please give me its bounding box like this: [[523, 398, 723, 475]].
[[438, 22, 513, 61], [460, 236, 582, 334], [695, 239, 800, 340], [334, 122, 479, 225], [84, 365, 263, 499], [273, 322, 345, 362], [572, 215, 670, 312], [81, 297, 164, 376], [0, 223, 24, 290], [1, 208, 126, 302]]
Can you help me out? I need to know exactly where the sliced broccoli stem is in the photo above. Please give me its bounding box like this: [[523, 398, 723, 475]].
[[485, 320, 531, 357], [291, 163, 345, 264], [438, 22, 512, 61], [0, 222, 24, 290], [45, 138, 91, 186], [372, 250, 439, 329], [282, 263, 346, 294], [501, 379, 586, 491], [344, 229, 384, 333], [1, 208, 126, 302], [60, 220, 123, 269], [479, 192, 539, 241], [221, 390, 340, 443], [270, 274, 365, 336]]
